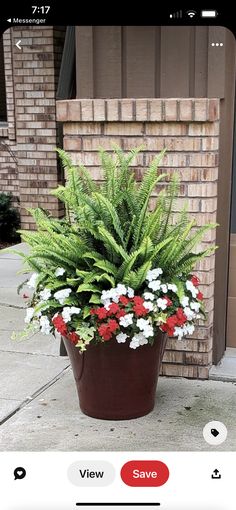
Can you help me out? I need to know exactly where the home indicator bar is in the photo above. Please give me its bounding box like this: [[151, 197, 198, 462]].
[[75, 505, 161, 508]]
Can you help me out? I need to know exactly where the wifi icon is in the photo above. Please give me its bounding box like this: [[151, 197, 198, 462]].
[[187, 10, 197, 18]]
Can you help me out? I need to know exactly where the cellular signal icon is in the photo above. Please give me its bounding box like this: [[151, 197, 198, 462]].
[[169, 10, 183, 19]]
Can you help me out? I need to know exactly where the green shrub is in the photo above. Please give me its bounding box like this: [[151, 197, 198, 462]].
[[0, 192, 20, 243]]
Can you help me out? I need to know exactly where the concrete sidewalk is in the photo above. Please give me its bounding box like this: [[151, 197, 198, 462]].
[[0, 244, 236, 451]]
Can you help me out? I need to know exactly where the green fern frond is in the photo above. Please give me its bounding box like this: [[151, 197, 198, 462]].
[[18, 146, 217, 297]]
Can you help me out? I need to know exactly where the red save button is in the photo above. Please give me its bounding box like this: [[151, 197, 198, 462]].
[[121, 460, 169, 487]]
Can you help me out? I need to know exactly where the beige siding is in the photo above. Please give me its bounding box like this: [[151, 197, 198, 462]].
[[75, 26, 228, 100]]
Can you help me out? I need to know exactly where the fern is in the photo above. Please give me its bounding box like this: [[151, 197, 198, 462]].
[[14, 146, 217, 303]]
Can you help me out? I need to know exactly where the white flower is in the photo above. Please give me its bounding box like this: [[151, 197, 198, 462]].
[[104, 300, 112, 310], [174, 326, 185, 340], [143, 292, 155, 301], [184, 323, 195, 335], [136, 318, 150, 330], [62, 306, 81, 323], [174, 322, 195, 340], [116, 284, 127, 296], [39, 288, 51, 301], [111, 294, 119, 303], [129, 338, 140, 349], [101, 290, 112, 303], [148, 279, 161, 291], [39, 315, 51, 335], [129, 333, 148, 349], [116, 332, 128, 343], [61, 308, 71, 323], [69, 306, 81, 315], [186, 280, 198, 298], [146, 268, 163, 282], [167, 283, 178, 293], [190, 301, 200, 312], [119, 313, 134, 328], [101, 288, 120, 303], [160, 284, 168, 293], [136, 333, 148, 345], [156, 298, 168, 311], [27, 273, 38, 289], [181, 296, 189, 307], [54, 288, 72, 305], [24, 307, 34, 324], [127, 287, 134, 298], [55, 267, 65, 277], [101, 285, 130, 304], [143, 301, 154, 311], [142, 325, 154, 338], [136, 318, 154, 338], [183, 306, 195, 321]]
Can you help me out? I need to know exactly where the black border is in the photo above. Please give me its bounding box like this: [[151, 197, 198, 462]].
[[0, 4, 235, 38]]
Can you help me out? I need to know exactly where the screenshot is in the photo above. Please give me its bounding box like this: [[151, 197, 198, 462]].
[[0, 4, 235, 509]]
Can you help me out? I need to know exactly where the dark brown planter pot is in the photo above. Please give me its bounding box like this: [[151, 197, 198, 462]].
[[63, 331, 167, 420]]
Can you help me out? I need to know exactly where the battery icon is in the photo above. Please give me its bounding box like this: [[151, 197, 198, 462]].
[[201, 10, 218, 17]]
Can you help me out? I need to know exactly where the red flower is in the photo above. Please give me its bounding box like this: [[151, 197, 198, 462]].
[[98, 324, 112, 341], [133, 296, 144, 306], [116, 309, 126, 319], [107, 303, 120, 316], [160, 324, 168, 332], [68, 331, 80, 345], [97, 307, 108, 320], [160, 323, 174, 336], [176, 307, 187, 326], [166, 315, 178, 329], [191, 275, 200, 287], [119, 296, 130, 306], [197, 291, 203, 301], [133, 304, 148, 317], [107, 319, 119, 333], [164, 297, 173, 307], [103, 331, 112, 341], [90, 307, 108, 319], [52, 315, 67, 336]]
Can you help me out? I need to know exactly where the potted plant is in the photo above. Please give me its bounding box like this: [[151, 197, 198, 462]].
[[13, 147, 216, 420]]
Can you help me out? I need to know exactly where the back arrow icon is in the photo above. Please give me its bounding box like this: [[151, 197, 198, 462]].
[[16, 40, 22, 50]]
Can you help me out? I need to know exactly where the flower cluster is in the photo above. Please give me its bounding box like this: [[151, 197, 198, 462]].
[[22, 265, 204, 351], [87, 271, 203, 348]]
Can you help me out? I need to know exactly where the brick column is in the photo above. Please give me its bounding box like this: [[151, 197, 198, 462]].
[[0, 31, 18, 205], [11, 26, 64, 229], [56, 97, 220, 379]]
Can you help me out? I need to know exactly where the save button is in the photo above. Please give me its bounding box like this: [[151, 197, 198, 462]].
[[121, 460, 169, 487]]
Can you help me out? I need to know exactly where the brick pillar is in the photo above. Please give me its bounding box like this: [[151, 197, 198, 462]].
[[0, 31, 18, 205], [10, 26, 65, 229], [56, 97, 220, 379]]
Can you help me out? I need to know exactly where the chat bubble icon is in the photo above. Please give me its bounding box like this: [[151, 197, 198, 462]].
[[14, 467, 26, 480]]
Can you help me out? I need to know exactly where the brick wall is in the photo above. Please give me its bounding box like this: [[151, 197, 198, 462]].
[[0, 31, 18, 206], [0, 38, 7, 121], [56, 97, 220, 379], [0, 26, 65, 227]]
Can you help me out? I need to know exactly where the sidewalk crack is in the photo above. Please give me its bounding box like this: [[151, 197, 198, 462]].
[[0, 365, 71, 426]]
